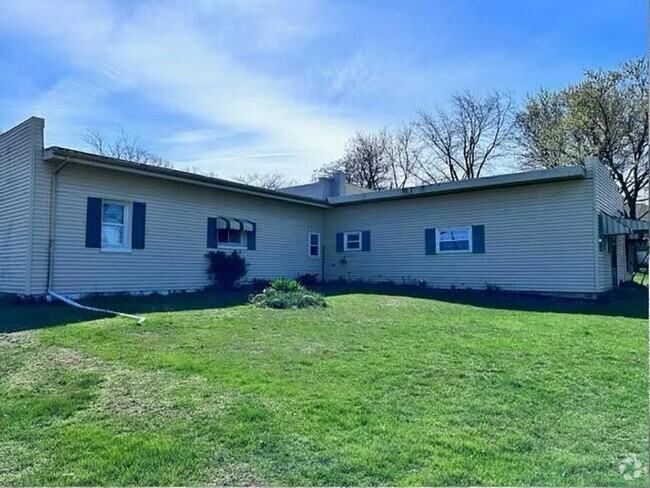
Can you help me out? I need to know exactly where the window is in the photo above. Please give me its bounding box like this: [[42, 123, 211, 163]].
[[437, 226, 472, 253], [218, 227, 243, 246], [217, 218, 246, 248], [344, 231, 361, 251], [309, 232, 320, 257], [101, 201, 130, 251]]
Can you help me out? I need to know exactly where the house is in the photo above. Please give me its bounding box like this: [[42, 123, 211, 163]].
[[1, 117, 646, 298]]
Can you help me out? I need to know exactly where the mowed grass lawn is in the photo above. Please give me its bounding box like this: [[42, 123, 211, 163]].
[[0, 285, 648, 486]]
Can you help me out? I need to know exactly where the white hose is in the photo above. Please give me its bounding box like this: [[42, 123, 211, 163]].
[[48, 291, 146, 325]]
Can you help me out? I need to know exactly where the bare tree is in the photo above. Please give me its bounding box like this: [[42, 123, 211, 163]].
[[385, 123, 423, 188], [311, 161, 341, 181], [82, 126, 173, 168], [313, 130, 391, 190], [234, 171, 297, 190], [515, 58, 648, 218], [416, 91, 516, 182]]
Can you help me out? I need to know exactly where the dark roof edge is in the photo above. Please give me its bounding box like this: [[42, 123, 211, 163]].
[[44, 146, 588, 209], [43, 146, 330, 208], [328, 165, 587, 206]]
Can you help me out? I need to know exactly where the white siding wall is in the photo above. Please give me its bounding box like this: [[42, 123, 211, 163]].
[[590, 158, 627, 291], [324, 177, 597, 294], [0, 118, 44, 294], [51, 165, 324, 294], [28, 120, 49, 295], [0, 128, 618, 298]]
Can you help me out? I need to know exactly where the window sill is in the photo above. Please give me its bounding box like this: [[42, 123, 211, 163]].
[[218, 244, 247, 251], [101, 247, 132, 253], [343, 248, 361, 252]]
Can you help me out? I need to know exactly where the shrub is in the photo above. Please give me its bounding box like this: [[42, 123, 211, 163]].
[[205, 251, 249, 289], [297, 273, 319, 287], [269, 277, 302, 292], [249, 278, 271, 292], [249, 278, 326, 309]]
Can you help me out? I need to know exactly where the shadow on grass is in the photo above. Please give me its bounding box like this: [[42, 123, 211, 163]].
[[0, 290, 251, 333], [315, 281, 649, 320], [1, 282, 647, 333]]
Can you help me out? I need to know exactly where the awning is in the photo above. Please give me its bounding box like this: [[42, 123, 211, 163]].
[[240, 220, 254, 232], [599, 213, 649, 236], [217, 217, 254, 232]]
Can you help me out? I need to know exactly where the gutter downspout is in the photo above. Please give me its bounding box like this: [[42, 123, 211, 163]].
[[46, 159, 68, 292], [48, 291, 146, 324]]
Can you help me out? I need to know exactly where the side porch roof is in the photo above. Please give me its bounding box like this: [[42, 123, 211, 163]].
[[599, 213, 649, 236]]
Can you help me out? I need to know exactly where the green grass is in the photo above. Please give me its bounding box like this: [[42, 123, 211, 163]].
[[0, 285, 647, 486], [633, 269, 648, 286]]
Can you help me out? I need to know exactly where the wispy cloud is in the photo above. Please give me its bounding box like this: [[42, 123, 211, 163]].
[[0, 0, 360, 180], [0, 0, 644, 181]]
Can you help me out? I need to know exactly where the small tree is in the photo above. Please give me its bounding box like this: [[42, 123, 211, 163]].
[[206, 251, 248, 289], [233, 171, 297, 190], [82, 126, 173, 168], [313, 130, 391, 190]]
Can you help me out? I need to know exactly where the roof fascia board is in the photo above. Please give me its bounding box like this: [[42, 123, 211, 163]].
[[44, 148, 329, 208], [328, 166, 586, 206]]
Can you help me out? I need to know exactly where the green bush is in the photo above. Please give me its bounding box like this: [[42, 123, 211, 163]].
[[249, 278, 326, 309], [270, 277, 302, 292], [206, 250, 248, 289]]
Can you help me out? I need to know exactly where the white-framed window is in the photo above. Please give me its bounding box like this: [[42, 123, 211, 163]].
[[308, 232, 320, 257], [101, 200, 131, 251], [437, 226, 472, 253], [217, 218, 247, 249], [344, 231, 361, 251]]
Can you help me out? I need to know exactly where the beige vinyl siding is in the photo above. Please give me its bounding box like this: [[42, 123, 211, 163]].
[[51, 164, 324, 294], [590, 158, 627, 291], [27, 119, 49, 295], [325, 177, 596, 294], [0, 118, 43, 294]]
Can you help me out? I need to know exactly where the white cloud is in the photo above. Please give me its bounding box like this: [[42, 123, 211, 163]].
[[0, 0, 360, 181]]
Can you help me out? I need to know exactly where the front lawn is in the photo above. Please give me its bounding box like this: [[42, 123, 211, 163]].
[[0, 286, 647, 486]]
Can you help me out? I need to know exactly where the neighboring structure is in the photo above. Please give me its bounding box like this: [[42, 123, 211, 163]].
[[1, 117, 646, 298]]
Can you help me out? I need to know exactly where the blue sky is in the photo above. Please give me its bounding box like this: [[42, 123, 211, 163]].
[[0, 0, 645, 181]]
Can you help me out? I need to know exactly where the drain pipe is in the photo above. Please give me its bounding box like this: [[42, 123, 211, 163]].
[[46, 159, 68, 292], [45, 159, 145, 324], [48, 291, 146, 324]]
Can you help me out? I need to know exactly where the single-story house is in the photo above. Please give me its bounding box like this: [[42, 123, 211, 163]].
[[1, 117, 646, 298]]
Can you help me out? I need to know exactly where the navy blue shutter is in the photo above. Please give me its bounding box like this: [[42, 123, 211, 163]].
[[472, 225, 485, 254], [361, 231, 371, 251], [132, 202, 146, 249], [85, 197, 102, 248], [247, 222, 256, 250], [425, 228, 436, 255], [336, 233, 344, 253], [207, 217, 218, 249]]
